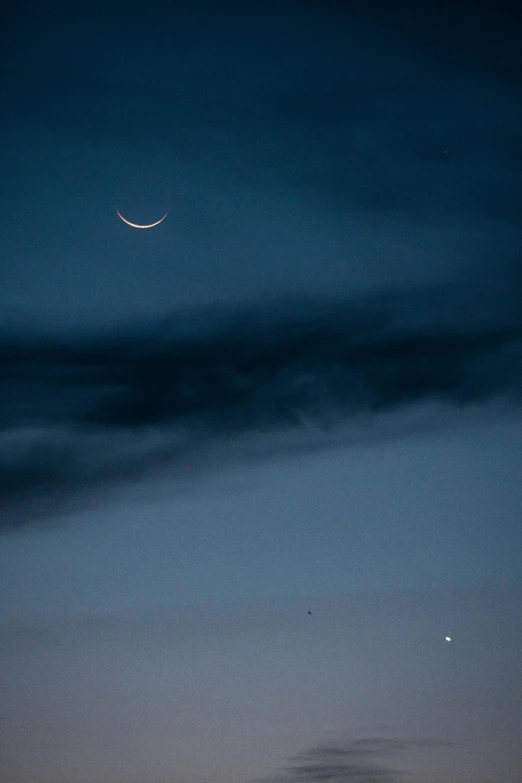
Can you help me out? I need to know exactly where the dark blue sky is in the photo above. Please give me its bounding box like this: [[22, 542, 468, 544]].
[[1, 2, 521, 782], [2, 0, 521, 331]]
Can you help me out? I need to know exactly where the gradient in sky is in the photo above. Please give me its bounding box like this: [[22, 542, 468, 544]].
[[1, 1, 521, 782]]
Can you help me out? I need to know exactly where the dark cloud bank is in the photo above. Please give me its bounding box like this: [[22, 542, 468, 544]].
[[1, 286, 521, 530]]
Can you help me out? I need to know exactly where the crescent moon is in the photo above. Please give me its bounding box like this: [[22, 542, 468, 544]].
[[116, 209, 169, 229]]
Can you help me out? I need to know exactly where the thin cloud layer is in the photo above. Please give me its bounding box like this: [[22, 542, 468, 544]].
[[270, 737, 453, 783], [1, 287, 521, 529]]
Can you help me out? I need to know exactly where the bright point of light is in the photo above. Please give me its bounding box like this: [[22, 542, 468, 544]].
[[445, 636, 452, 642]]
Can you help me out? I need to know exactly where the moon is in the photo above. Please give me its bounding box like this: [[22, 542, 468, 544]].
[[116, 208, 169, 229]]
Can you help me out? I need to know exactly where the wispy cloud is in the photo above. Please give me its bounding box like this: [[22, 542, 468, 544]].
[[265, 737, 453, 783]]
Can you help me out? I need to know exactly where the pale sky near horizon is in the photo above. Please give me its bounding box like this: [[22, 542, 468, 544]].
[[1, 404, 521, 783]]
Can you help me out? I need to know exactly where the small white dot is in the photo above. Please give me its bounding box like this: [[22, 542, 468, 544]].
[[445, 636, 452, 642]]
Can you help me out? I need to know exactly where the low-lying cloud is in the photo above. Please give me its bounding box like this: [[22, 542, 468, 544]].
[[269, 737, 453, 783]]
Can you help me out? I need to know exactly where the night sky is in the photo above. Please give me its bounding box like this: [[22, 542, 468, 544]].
[[1, 2, 521, 782]]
